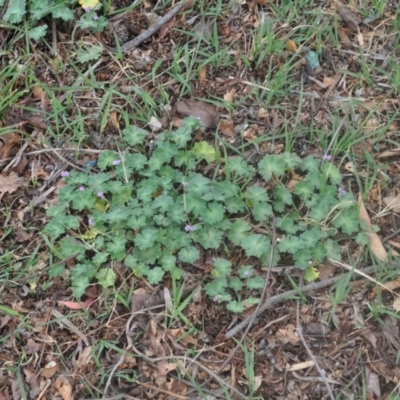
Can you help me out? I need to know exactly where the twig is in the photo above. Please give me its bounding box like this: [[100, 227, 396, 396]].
[[296, 300, 335, 400], [121, 2, 187, 53], [225, 265, 376, 339]]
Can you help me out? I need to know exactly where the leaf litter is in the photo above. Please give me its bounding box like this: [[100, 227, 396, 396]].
[[1, 0, 400, 398]]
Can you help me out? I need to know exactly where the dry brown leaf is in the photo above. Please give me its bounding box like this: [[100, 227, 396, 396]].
[[337, 27, 351, 44], [12, 154, 28, 174], [198, 65, 207, 82], [357, 31, 364, 46], [32, 86, 45, 99], [243, 124, 260, 141], [54, 376, 73, 400], [0, 173, 21, 200], [323, 74, 341, 88], [383, 195, 400, 213], [219, 119, 235, 136], [365, 366, 381, 398], [158, 16, 176, 39], [378, 148, 400, 158], [223, 88, 236, 103], [358, 193, 387, 261], [318, 262, 336, 281], [286, 39, 297, 52], [176, 99, 219, 129], [76, 346, 92, 369], [335, 1, 361, 31], [40, 361, 58, 378], [393, 297, 400, 312], [110, 110, 119, 129], [257, 107, 269, 119], [15, 228, 33, 243], [0, 132, 21, 160]]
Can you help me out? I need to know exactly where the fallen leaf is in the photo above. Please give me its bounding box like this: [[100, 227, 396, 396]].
[[176, 99, 219, 129], [40, 361, 58, 378], [219, 119, 235, 136], [0, 173, 21, 200], [110, 110, 119, 129], [25, 338, 40, 354], [318, 262, 336, 281], [365, 366, 381, 398], [12, 154, 28, 174], [378, 148, 400, 158], [76, 346, 93, 369], [198, 65, 207, 82], [358, 193, 387, 261], [54, 376, 73, 400], [148, 116, 162, 132], [393, 297, 400, 312], [286, 39, 297, 52], [14, 228, 33, 243], [383, 195, 400, 213], [59, 298, 95, 310], [337, 27, 351, 45], [0, 133, 21, 160], [257, 107, 269, 119], [323, 74, 341, 88], [335, 1, 361, 31], [32, 86, 45, 99], [223, 88, 236, 103], [158, 16, 176, 39]]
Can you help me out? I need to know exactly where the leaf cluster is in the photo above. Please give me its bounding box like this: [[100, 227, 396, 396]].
[[2, 0, 107, 41], [43, 117, 365, 311]]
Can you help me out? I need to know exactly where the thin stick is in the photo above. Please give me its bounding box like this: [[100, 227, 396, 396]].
[[296, 300, 335, 400], [121, 2, 187, 53], [226, 265, 376, 339]]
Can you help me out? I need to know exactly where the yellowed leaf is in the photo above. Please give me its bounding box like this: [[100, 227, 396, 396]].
[[358, 193, 388, 261]]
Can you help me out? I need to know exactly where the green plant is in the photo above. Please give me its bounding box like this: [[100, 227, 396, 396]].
[[1, 0, 107, 41], [43, 117, 366, 311]]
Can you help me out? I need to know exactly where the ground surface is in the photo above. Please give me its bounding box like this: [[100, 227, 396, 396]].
[[1, 0, 400, 399]]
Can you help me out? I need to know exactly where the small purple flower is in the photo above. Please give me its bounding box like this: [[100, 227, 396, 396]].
[[84, 6, 93, 12], [338, 187, 347, 196], [61, 171, 69, 178], [244, 270, 250, 276], [182, 181, 189, 187], [78, 186, 85, 191], [112, 159, 121, 166], [93, 13, 99, 20], [308, 260, 313, 265], [184, 224, 197, 232], [322, 153, 332, 161], [97, 191, 105, 198], [88, 218, 94, 226], [213, 296, 219, 302]]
